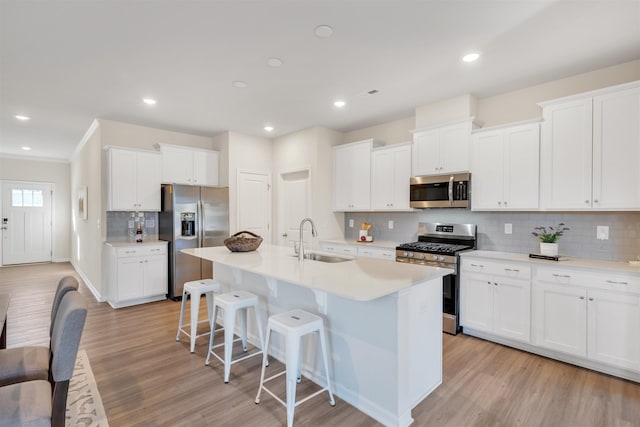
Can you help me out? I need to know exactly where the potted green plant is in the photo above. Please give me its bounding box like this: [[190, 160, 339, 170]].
[[532, 223, 570, 256]]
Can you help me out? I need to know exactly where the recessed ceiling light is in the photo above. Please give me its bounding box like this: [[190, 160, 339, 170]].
[[462, 52, 480, 63], [21, 146, 31, 151], [264, 125, 274, 132], [314, 25, 334, 38], [15, 115, 30, 121], [267, 57, 283, 67], [334, 100, 346, 108], [143, 98, 157, 105], [232, 80, 248, 88]]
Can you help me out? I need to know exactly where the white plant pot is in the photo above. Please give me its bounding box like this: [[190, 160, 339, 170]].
[[540, 242, 558, 257]]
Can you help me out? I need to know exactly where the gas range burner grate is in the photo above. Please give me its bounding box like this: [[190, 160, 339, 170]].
[[397, 241, 472, 254]]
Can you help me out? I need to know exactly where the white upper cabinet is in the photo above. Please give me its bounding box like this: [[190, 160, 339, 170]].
[[333, 139, 383, 211], [540, 98, 593, 209], [371, 143, 412, 211], [540, 81, 640, 210], [592, 86, 640, 209], [160, 144, 219, 186], [107, 147, 161, 211], [412, 118, 480, 176], [471, 122, 540, 210]]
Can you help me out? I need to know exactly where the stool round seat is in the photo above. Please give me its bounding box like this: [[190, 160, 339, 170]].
[[205, 290, 266, 383], [176, 279, 222, 353], [255, 309, 335, 427]]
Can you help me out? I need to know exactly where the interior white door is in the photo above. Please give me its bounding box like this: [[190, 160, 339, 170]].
[[237, 170, 271, 244], [277, 169, 311, 248], [1, 181, 53, 265]]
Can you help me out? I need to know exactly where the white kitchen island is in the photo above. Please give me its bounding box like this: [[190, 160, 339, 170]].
[[183, 244, 452, 427]]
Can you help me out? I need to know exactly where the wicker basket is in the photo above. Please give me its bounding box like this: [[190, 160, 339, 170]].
[[224, 231, 263, 252]]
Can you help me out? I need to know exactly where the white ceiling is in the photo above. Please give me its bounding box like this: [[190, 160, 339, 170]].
[[1, 0, 639, 161]]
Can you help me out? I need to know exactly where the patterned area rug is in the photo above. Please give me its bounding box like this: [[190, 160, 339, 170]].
[[66, 350, 109, 427]]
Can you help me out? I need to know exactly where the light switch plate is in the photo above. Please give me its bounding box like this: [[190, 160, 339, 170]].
[[504, 223, 512, 234], [597, 225, 609, 240], [348, 219, 354, 228], [388, 220, 394, 229]]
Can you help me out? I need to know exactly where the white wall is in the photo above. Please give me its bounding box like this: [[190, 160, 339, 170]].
[[477, 59, 640, 127], [272, 126, 344, 245], [226, 131, 273, 235], [415, 94, 479, 129], [0, 156, 71, 263], [70, 123, 104, 298], [69, 119, 218, 300], [342, 116, 415, 146], [99, 119, 213, 151]]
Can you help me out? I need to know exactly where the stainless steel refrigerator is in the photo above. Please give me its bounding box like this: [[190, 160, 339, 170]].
[[159, 184, 229, 300]]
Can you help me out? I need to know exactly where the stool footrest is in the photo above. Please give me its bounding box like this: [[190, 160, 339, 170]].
[[208, 348, 263, 366], [179, 325, 224, 340], [259, 380, 331, 409]]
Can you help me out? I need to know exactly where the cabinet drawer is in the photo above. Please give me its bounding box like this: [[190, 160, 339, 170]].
[[461, 258, 531, 279], [116, 245, 167, 258], [536, 266, 640, 294]]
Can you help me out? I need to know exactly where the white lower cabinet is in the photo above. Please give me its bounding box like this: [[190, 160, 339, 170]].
[[532, 282, 587, 357], [105, 242, 168, 308], [319, 241, 395, 260], [460, 259, 531, 342], [587, 290, 640, 370], [533, 280, 640, 372]]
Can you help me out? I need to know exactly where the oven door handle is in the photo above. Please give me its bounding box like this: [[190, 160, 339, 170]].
[[448, 175, 454, 206]]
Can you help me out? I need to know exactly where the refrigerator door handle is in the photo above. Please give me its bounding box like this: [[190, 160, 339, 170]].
[[197, 199, 204, 247]]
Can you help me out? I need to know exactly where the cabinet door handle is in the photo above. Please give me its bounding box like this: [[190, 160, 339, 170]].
[[504, 268, 519, 272], [585, 200, 590, 204], [470, 263, 484, 268], [125, 250, 136, 254], [606, 280, 628, 285], [593, 199, 599, 203], [494, 282, 498, 286], [588, 297, 594, 301], [150, 248, 160, 252], [552, 273, 571, 278], [579, 296, 585, 300]]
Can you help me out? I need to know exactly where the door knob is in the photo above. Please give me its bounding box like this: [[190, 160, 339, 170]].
[[281, 233, 288, 238]]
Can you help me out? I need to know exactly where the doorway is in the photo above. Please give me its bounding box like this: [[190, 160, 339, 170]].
[[1, 181, 53, 265], [277, 168, 311, 248], [237, 170, 271, 244]]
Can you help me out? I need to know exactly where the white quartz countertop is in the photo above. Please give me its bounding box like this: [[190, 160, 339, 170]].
[[183, 244, 452, 301], [461, 250, 640, 275], [104, 240, 168, 247], [320, 239, 400, 249]]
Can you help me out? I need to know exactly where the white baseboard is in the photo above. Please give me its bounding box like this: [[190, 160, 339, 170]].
[[53, 257, 71, 263], [70, 260, 107, 303]]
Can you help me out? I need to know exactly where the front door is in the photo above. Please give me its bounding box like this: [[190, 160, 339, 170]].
[[1, 181, 53, 265]]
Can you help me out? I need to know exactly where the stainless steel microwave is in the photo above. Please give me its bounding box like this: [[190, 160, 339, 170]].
[[409, 173, 470, 208]]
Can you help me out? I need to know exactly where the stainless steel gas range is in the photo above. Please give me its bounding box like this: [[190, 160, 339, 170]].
[[396, 222, 477, 335]]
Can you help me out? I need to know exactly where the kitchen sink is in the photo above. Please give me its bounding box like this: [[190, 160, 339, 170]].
[[305, 252, 353, 263], [290, 252, 353, 263]]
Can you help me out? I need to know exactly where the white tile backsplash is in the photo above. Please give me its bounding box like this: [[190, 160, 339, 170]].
[[344, 210, 640, 262], [106, 211, 159, 242]]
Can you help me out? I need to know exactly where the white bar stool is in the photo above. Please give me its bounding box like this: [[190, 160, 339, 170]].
[[176, 279, 222, 353], [205, 290, 266, 383], [255, 309, 335, 427]]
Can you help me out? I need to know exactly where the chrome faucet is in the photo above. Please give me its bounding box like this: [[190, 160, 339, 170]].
[[298, 218, 317, 261]]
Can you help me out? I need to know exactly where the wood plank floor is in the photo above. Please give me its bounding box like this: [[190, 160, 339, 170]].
[[1, 262, 639, 426]]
